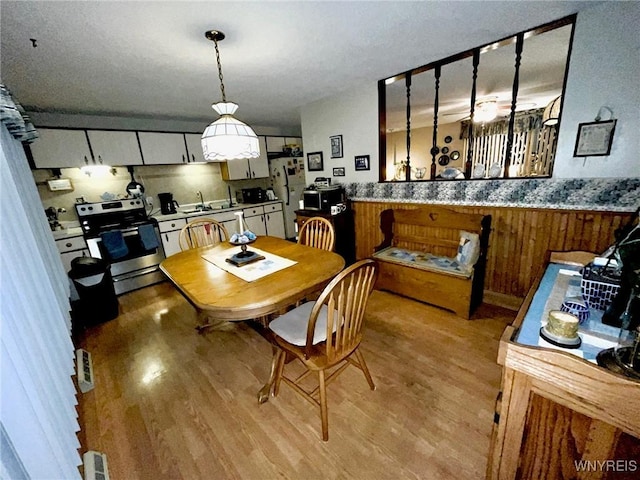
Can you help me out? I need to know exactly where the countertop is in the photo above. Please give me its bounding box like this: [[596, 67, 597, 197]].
[[49, 200, 284, 239]]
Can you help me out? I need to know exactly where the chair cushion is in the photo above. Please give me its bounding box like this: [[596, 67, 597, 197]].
[[269, 303, 334, 346], [373, 246, 473, 278]]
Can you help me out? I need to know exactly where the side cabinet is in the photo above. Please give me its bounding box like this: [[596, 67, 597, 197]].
[[55, 235, 89, 273], [30, 128, 93, 169], [157, 218, 187, 257], [295, 209, 355, 264]]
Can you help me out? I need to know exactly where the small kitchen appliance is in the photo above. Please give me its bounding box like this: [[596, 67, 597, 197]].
[[158, 192, 179, 214], [241, 187, 266, 204], [303, 185, 346, 212], [75, 199, 166, 295]]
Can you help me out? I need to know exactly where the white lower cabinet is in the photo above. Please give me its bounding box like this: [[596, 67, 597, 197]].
[[157, 218, 187, 257], [264, 203, 285, 238], [56, 235, 89, 273], [242, 203, 285, 238]]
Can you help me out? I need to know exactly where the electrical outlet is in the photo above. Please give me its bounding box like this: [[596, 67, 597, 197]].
[[146, 196, 153, 206]]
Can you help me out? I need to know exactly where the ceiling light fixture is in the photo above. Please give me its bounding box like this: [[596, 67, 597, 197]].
[[473, 100, 498, 123], [201, 30, 260, 162], [542, 95, 561, 126]]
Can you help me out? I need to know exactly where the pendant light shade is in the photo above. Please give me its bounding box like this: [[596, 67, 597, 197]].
[[202, 102, 260, 161], [542, 95, 561, 126], [201, 30, 260, 162]]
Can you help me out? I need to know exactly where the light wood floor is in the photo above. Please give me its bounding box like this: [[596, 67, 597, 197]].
[[76, 282, 515, 479]]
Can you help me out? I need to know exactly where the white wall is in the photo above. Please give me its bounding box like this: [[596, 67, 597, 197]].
[[553, 1, 640, 178], [300, 84, 378, 185], [301, 1, 640, 181]]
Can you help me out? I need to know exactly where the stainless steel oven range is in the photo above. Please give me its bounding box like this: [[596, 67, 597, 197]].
[[75, 200, 166, 295]]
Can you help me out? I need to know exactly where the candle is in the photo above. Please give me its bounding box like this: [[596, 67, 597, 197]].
[[234, 211, 244, 234]]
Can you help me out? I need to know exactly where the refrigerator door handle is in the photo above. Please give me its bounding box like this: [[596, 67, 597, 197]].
[[282, 165, 290, 206]]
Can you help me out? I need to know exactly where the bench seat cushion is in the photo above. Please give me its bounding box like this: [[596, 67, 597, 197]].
[[373, 247, 473, 278]]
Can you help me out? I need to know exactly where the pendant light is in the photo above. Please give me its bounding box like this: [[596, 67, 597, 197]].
[[542, 95, 562, 126], [201, 30, 260, 162]]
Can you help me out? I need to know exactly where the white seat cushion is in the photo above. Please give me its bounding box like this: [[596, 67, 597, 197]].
[[269, 302, 334, 346]]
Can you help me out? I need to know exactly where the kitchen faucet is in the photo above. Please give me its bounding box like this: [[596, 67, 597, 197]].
[[196, 190, 204, 209]]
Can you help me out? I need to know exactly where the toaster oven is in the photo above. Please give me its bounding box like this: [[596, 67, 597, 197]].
[[302, 186, 346, 211]]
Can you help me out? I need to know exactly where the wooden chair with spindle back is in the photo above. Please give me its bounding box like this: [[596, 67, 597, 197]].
[[267, 259, 378, 441], [297, 216, 335, 251], [179, 218, 229, 251], [178, 218, 231, 332]]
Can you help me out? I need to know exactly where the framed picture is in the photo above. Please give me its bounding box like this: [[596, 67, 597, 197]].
[[330, 135, 343, 158], [333, 167, 345, 177], [573, 120, 616, 157], [354, 155, 370, 171], [307, 151, 324, 171]]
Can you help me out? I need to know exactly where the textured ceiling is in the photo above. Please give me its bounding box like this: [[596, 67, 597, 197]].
[[1, 1, 597, 131]]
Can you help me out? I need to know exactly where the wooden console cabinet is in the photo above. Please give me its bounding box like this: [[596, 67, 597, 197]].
[[487, 251, 640, 479], [295, 209, 355, 265]]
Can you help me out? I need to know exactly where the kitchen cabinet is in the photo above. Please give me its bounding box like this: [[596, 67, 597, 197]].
[[211, 210, 239, 236], [220, 137, 269, 180], [486, 251, 640, 480], [157, 218, 187, 257], [241, 204, 285, 238], [138, 132, 189, 165], [265, 136, 303, 155], [242, 206, 267, 237], [30, 128, 93, 169], [263, 203, 286, 238], [55, 235, 89, 273], [86, 130, 143, 166], [184, 133, 206, 163]]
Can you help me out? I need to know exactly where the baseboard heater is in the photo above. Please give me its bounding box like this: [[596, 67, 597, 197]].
[[75, 348, 94, 393], [83, 450, 110, 480]]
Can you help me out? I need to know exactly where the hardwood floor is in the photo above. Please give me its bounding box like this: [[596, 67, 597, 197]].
[[76, 282, 514, 479]]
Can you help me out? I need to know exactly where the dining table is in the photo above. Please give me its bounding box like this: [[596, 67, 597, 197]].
[[159, 235, 345, 402]]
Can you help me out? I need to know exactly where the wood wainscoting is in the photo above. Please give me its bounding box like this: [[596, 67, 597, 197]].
[[352, 201, 633, 310]]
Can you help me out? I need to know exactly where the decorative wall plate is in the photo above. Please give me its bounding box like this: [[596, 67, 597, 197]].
[[489, 163, 502, 178], [472, 163, 485, 178], [444, 135, 453, 144], [450, 150, 460, 161], [438, 155, 450, 166], [441, 146, 449, 154]]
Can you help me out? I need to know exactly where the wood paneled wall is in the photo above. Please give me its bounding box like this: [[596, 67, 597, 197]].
[[352, 201, 633, 309]]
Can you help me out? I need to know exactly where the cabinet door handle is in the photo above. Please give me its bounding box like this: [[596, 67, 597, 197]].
[[84, 155, 89, 165], [246, 170, 250, 178], [98, 155, 103, 165], [165, 234, 169, 241], [65, 242, 72, 248], [182, 154, 186, 163], [191, 154, 196, 162]]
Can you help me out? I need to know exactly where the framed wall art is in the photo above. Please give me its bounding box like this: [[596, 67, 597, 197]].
[[333, 167, 345, 177], [354, 155, 370, 171], [307, 151, 324, 171], [330, 135, 343, 158], [573, 120, 616, 157]]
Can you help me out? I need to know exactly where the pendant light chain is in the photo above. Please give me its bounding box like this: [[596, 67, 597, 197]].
[[213, 38, 226, 103]]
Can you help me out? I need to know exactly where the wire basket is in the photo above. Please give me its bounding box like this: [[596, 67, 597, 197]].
[[580, 266, 620, 311]]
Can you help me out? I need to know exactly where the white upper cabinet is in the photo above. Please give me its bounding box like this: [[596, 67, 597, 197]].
[[30, 128, 93, 169], [138, 132, 188, 165], [221, 137, 269, 180], [184, 133, 206, 163], [265, 136, 303, 156], [86, 130, 143, 166]]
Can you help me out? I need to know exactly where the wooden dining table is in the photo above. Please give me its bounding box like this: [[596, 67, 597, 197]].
[[159, 236, 345, 401]]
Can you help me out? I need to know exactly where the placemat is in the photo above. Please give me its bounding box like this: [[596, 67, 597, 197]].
[[202, 246, 297, 282]]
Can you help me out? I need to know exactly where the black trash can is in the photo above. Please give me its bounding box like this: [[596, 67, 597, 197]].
[[69, 257, 119, 326]]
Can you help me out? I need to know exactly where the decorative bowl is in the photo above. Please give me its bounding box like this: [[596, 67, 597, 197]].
[[560, 296, 590, 324]]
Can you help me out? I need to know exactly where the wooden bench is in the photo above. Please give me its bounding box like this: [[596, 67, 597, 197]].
[[372, 206, 491, 319]]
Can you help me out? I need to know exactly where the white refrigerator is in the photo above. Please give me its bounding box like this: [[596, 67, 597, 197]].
[[268, 156, 307, 239]]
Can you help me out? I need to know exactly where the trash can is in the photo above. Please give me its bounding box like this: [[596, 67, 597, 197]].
[[69, 257, 119, 326]]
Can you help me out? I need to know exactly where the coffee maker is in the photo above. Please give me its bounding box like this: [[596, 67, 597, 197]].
[[158, 192, 179, 215]]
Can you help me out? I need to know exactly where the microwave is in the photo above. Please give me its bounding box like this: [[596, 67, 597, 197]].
[[303, 186, 346, 211], [241, 188, 266, 204]]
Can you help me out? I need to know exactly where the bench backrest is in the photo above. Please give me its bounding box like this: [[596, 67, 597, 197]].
[[375, 206, 491, 260]]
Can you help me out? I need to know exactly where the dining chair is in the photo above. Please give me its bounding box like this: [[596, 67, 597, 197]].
[[179, 218, 229, 251], [268, 259, 378, 441], [298, 217, 335, 251], [178, 218, 231, 332]]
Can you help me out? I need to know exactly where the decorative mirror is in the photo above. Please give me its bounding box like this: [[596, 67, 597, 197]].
[[379, 15, 575, 181]]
